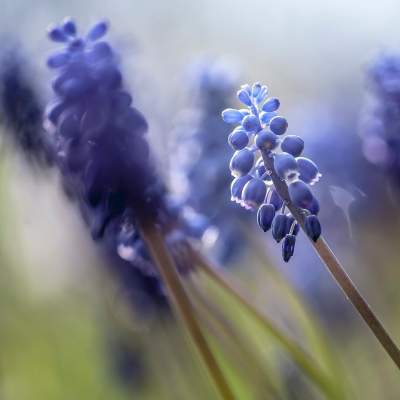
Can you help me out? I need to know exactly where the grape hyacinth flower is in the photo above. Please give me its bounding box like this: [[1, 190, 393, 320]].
[[0, 43, 51, 164], [171, 60, 249, 263], [45, 19, 235, 398], [223, 83, 322, 262], [360, 52, 400, 187], [222, 83, 400, 369]]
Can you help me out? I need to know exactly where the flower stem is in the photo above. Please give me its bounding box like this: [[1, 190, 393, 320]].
[[138, 220, 236, 400], [190, 247, 339, 398], [261, 150, 400, 370]]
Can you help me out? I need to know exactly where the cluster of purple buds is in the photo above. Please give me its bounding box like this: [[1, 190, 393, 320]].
[[222, 83, 322, 262], [44, 19, 208, 293]]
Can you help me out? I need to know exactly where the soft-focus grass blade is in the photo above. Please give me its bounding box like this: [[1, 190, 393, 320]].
[[187, 279, 285, 399], [191, 247, 341, 399]]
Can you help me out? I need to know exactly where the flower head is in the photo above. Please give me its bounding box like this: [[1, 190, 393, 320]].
[[45, 19, 201, 310], [222, 83, 322, 261]]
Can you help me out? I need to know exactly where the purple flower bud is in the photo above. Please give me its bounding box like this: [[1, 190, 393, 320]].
[[113, 91, 133, 109], [62, 17, 77, 36], [268, 188, 284, 210], [57, 77, 89, 99], [305, 197, 320, 215], [230, 175, 252, 203], [255, 129, 279, 151], [251, 82, 262, 98], [296, 157, 321, 185], [272, 214, 289, 242], [229, 148, 254, 176], [45, 100, 68, 124], [58, 111, 80, 139], [242, 114, 261, 133], [269, 116, 288, 135], [288, 180, 314, 208], [47, 51, 70, 68], [47, 25, 68, 42], [237, 89, 252, 106], [259, 111, 276, 124], [228, 128, 249, 150], [87, 20, 109, 41], [242, 178, 267, 209], [222, 108, 243, 124], [281, 135, 304, 157], [304, 215, 321, 242], [262, 97, 280, 112], [273, 152, 298, 180], [257, 204, 275, 232], [282, 234, 296, 262], [87, 41, 113, 62]]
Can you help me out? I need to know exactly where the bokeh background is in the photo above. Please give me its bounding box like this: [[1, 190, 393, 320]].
[[1, 0, 400, 399]]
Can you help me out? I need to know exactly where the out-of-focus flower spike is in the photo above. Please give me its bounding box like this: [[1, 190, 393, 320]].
[[281, 135, 304, 157]]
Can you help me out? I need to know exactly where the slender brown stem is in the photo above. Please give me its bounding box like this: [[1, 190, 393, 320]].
[[138, 220, 236, 400], [190, 247, 339, 398], [261, 150, 400, 369]]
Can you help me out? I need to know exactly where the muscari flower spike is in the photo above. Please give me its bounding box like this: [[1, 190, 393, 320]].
[[45, 18, 205, 311], [360, 52, 400, 186], [222, 83, 322, 262]]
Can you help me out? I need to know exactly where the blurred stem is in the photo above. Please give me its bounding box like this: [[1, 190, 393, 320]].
[[261, 150, 400, 370], [138, 220, 235, 400], [191, 248, 338, 398]]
